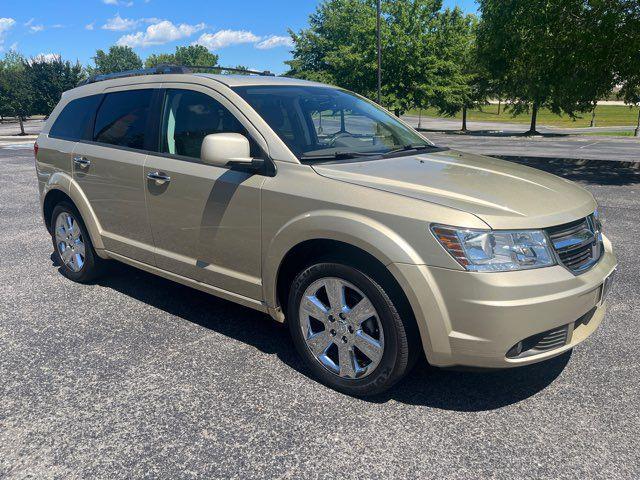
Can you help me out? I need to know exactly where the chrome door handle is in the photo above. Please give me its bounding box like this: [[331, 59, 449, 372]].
[[73, 156, 90, 167], [146, 171, 171, 184]]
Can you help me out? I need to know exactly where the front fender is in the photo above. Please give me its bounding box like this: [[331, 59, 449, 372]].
[[262, 209, 424, 311]]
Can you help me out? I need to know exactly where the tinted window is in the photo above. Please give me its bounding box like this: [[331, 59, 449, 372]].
[[160, 89, 259, 159], [49, 95, 101, 141], [93, 89, 153, 149]]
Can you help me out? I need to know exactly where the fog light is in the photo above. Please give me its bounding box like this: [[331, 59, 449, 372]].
[[507, 341, 523, 358]]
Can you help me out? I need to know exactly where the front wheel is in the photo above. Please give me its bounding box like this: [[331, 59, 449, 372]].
[[288, 262, 417, 396]]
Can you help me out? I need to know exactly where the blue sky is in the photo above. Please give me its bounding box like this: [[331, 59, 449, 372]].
[[0, 0, 477, 74]]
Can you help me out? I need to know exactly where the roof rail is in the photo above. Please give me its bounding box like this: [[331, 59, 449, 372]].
[[78, 64, 275, 86]]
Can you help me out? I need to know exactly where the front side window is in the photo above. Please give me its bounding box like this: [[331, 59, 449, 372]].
[[49, 95, 102, 141], [93, 89, 153, 149], [233, 85, 432, 161], [160, 89, 259, 160]]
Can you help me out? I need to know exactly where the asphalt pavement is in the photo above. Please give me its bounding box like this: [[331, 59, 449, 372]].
[[1, 146, 639, 479], [400, 116, 640, 163]]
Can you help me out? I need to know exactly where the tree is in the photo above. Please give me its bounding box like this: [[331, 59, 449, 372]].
[[286, 0, 475, 117], [616, 0, 640, 136], [144, 53, 175, 68], [24, 56, 84, 116], [0, 52, 32, 135], [476, 0, 619, 134], [88, 46, 142, 75], [286, 0, 380, 95], [145, 45, 219, 68], [428, 11, 489, 131]]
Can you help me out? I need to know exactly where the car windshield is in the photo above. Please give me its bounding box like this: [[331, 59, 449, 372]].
[[232, 85, 434, 161]]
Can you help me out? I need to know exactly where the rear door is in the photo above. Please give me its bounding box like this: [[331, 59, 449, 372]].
[[143, 84, 267, 300], [72, 85, 159, 265]]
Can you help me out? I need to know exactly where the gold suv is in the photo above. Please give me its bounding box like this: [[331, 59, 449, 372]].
[[35, 68, 617, 395]]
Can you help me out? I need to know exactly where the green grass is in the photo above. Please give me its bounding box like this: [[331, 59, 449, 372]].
[[407, 104, 640, 128], [583, 130, 637, 137]]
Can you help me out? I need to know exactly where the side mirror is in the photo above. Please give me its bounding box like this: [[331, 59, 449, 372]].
[[201, 132, 253, 167]]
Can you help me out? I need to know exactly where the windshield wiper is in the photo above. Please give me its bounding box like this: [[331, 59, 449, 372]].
[[382, 143, 436, 157], [300, 151, 382, 161]]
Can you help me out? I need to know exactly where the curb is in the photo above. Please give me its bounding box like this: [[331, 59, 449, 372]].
[[0, 136, 38, 142]]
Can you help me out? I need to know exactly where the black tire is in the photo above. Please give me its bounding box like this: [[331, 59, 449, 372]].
[[288, 262, 418, 396], [50, 202, 105, 283]]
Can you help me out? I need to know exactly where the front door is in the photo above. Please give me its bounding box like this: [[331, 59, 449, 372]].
[[73, 86, 158, 265], [144, 85, 266, 300]]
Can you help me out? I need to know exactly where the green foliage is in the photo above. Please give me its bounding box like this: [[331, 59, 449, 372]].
[[616, 1, 640, 106], [0, 52, 32, 121], [144, 53, 176, 68], [286, 0, 479, 116], [174, 45, 218, 67], [145, 45, 219, 68], [88, 45, 143, 75], [286, 0, 379, 93], [476, 0, 619, 131], [24, 57, 84, 115]]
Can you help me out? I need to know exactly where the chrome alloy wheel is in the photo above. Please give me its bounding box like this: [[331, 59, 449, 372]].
[[299, 277, 385, 379], [54, 212, 86, 272]]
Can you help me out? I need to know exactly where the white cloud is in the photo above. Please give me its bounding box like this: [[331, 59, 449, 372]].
[[116, 20, 205, 48], [255, 35, 293, 50], [85, 22, 95, 30], [193, 30, 261, 50], [32, 53, 61, 63], [9, 42, 18, 51], [103, 0, 134, 6], [0, 18, 16, 48], [25, 18, 44, 33], [102, 14, 139, 31]]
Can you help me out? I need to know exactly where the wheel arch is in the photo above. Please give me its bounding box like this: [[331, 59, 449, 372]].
[[42, 178, 105, 252]]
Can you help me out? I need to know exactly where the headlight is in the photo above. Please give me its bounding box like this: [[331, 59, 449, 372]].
[[431, 225, 556, 272]]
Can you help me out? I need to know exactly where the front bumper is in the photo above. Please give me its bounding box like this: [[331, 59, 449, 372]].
[[389, 235, 617, 368]]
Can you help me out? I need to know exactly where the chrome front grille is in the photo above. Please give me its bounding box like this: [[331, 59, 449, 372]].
[[546, 215, 602, 274]]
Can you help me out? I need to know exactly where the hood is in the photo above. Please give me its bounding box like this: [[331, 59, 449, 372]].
[[312, 149, 596, 230]]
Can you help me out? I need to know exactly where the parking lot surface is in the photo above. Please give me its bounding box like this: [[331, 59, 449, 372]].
[[1, 146, 639, 479]]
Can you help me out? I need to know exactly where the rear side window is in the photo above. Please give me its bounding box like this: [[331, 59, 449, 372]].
[[93, 89, 153, 149], [49, 95, 102, 141]]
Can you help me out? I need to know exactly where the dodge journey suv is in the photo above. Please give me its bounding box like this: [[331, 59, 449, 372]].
[[35, 67, 617, 395]]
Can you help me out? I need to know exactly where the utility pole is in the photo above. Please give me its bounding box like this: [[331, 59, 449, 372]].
[[376, 0, 382, 104]]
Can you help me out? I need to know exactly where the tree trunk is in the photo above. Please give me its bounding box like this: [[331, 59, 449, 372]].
[[527, 104, 539, 135], [18, 116, 25, 136], [590, 106, 596, 128], [461, 106, 468, 132], [417, 108, 422, 129], [635, 109, 640, 137], [497, 99, 501, 115]]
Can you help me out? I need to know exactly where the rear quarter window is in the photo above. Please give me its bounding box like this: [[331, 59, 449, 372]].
[[49, 95, 102, 141], [93, 89, 153, 149]]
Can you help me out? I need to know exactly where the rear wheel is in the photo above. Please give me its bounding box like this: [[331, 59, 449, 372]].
[[51, 202, 104, 283], [288, 262, 417, 396]]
